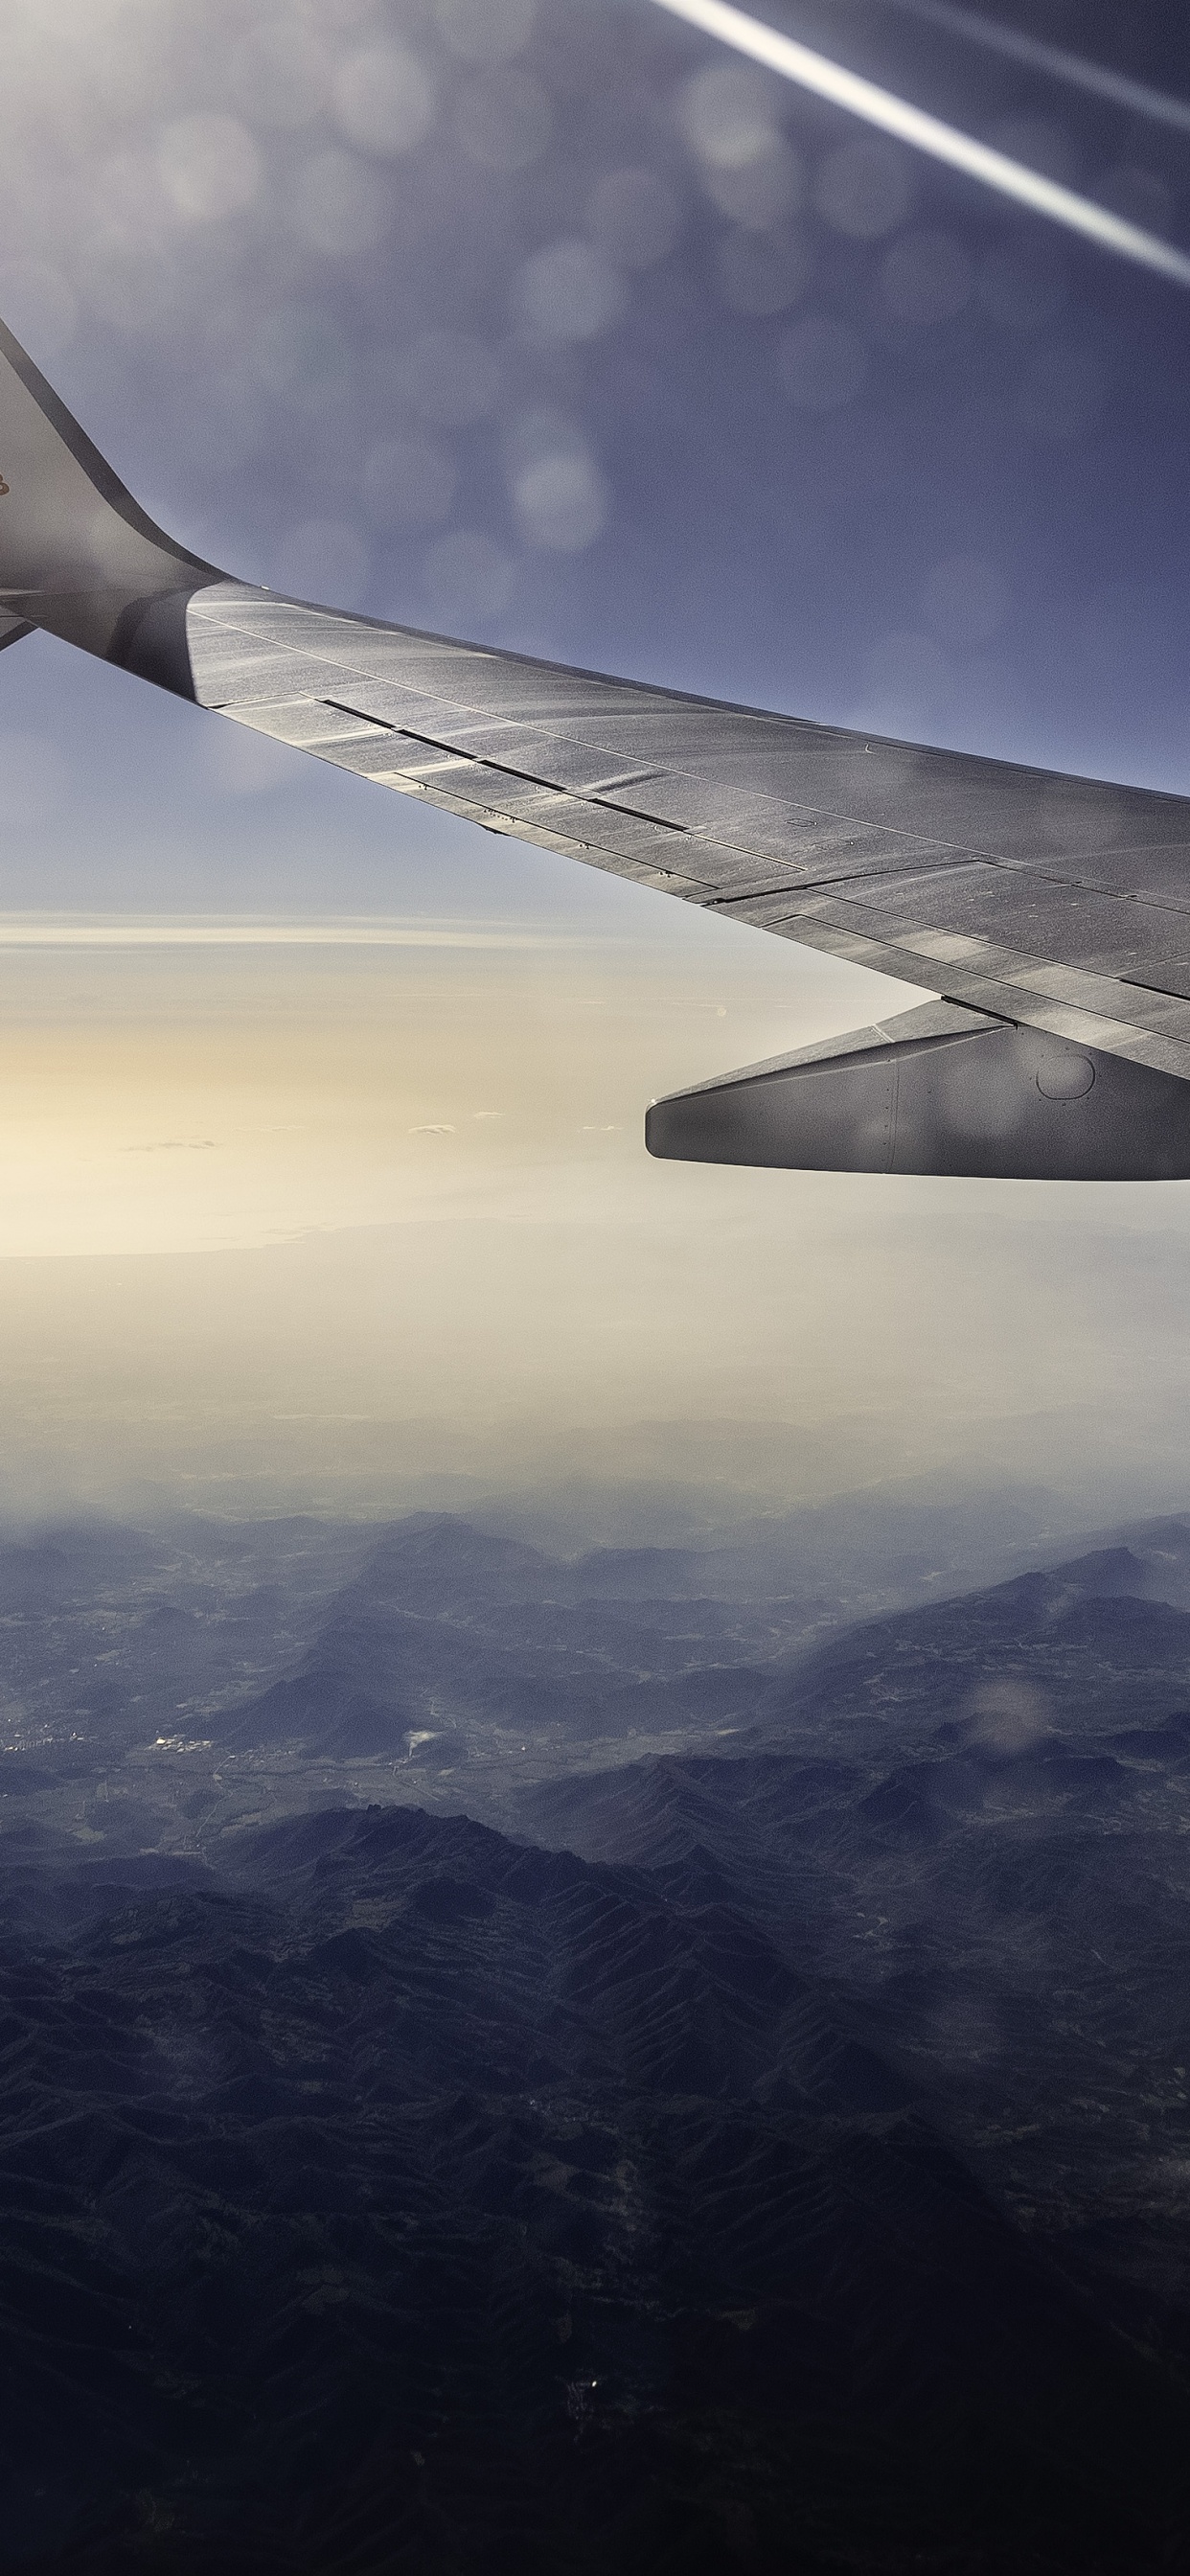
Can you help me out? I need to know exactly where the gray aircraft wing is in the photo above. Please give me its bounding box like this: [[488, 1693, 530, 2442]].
[[4, 310, 1190, 1181]]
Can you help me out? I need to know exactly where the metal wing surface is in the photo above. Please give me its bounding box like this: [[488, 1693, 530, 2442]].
[[186, 579, 1190, 1086], [4, 307, 1190, 1175]]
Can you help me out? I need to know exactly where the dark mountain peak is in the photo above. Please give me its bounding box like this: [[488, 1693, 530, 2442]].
[[1045, 1545, 1153, 1596], [239, 1800, 556, 1906], [212, 1662, 411, 1757], [349, 1513, 561, 1613], [344, 1802, 513, 1877], [982, 1546, 1154, 1619]]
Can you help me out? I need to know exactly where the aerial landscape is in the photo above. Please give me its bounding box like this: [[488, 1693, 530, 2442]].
[[7, 0, 1190, 2567], [10, 1500, 1190, 2566]]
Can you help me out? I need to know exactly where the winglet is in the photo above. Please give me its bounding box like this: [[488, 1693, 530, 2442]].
[[0, 315, 225, 696], [645, 1000, 1190, 1179]]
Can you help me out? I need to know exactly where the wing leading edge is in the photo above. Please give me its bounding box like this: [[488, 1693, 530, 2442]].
[[3, 312, 1190, 1179]]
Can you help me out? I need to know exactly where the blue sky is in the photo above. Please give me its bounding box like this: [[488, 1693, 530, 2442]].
[[8, 0, 1190, 908]]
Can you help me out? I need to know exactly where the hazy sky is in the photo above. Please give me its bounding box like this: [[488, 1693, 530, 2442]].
[[4, 0, 1190, 1530]]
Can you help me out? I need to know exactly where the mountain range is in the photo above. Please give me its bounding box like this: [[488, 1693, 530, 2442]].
[[6, 1505, 1190, 2566]]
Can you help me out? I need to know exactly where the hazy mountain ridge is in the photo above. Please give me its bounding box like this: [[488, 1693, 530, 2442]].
[[775, 1541, 1190, 1749], [0, 1494, 1176, 1783], [193, 1512, 1190, 1774], [210, 1514, 825, 1764]]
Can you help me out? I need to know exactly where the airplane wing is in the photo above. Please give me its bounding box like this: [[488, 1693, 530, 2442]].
[[4, 310, 1190, 1180]]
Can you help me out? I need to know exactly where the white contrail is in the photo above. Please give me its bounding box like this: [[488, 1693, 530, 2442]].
[[874, 0, 1190, 141], [649, 0, 1190, 288]]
